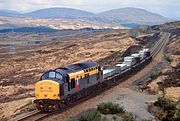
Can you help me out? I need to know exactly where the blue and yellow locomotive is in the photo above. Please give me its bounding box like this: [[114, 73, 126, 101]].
[[34, 62, 103, 111]]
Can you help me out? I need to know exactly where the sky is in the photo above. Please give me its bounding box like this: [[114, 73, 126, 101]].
[[0, 0, 179, 19]]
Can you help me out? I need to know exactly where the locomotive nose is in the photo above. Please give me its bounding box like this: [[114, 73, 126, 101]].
[[35, 80, 60, 100]]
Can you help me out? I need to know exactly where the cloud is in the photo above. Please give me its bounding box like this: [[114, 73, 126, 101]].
[[0, 0, 179, 18]]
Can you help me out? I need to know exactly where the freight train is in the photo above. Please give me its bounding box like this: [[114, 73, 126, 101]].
[[34, 48, 151, 111]]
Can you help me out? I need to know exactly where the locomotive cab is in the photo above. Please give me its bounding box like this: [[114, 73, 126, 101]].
[[34, 71, 64, 111]]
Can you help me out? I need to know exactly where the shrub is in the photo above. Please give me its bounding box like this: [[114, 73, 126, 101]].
[[154, 97, 176, 111], [121, 112, 136, 121], [174, 50, 180, 55], [162, 110, 176, 121], [97, 102, 125, 114], [165, 55, 173, 63], [149, 97, 178, 121], [148, 104, 164, 120], [149, 70, 160, 79], [174, 110, 180, 121], [68, 109, 101, 121], [141, 119, 151, 121], [68, 118, 77, 121]]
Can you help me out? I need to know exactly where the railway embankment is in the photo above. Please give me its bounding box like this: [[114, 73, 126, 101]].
[[39, 35, 167, 121], [136, 25, 180, 102], [42, 22, 180, 121]]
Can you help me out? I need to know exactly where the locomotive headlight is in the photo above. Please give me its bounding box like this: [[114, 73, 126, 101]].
[[40, 86, 43, 90], [36, 94, 39, 98]]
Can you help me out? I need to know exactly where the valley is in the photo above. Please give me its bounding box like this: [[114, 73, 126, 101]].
[[0, 5, 179, 121]]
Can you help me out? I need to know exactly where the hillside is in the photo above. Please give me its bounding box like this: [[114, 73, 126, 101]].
[[0, 10, 20, 16], [24, 7, 95, 18], [24, 7, 171, 25], [0, 7, 174, 30], [96, 7, 170, 25], [0, 26, 58, 33]]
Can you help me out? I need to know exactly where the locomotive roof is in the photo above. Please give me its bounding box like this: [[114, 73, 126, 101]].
[[55, 61, 98, 75]]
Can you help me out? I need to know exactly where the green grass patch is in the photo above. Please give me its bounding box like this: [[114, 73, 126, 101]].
[[97, 102, 125, 115]]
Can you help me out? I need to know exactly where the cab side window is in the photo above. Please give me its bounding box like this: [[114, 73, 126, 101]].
[[98, 66, 101, 71], [71, 78, 75, 89], [68, 81, 70, 91], [66, 77, 70, 91]]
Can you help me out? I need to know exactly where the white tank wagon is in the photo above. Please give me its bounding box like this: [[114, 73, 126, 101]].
[[123, 56, 136, 66], [139, 48, 150, 60], [115, 63, 128, 71], [131, 53, 141, 63], [103, 69, 117, 79]]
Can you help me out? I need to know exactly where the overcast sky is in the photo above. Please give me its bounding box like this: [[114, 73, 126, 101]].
[[0, 0, 179, 19]]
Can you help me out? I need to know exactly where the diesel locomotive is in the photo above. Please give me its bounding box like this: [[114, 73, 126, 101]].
[[34, 62, 103, 111]]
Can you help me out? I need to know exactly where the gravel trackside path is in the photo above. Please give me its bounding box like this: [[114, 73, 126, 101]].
[[114, 88, 157, 120]]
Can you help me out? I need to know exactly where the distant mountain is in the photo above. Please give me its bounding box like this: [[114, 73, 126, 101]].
[[0, 26, 58, 33], [0, 7, 173, 30], [24, 7, 95, 18], [96, 7, 171, 25], [0, 10, 20, 16], [23, 7, 171, 26]]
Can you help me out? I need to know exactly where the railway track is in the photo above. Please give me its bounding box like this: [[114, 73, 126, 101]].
[[155, 33, 170, 57], [9, 110, 56, 121], [19, 113, 49, 121], [9, 32, 170, 121], [151, 32, 170, 57]]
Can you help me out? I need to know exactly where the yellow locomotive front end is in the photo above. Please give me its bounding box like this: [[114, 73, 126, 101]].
[[34, 79, 61, 111], [34, 80, 60, 111], [34, 70, 64, 111], [35, 80, 60, 100]]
